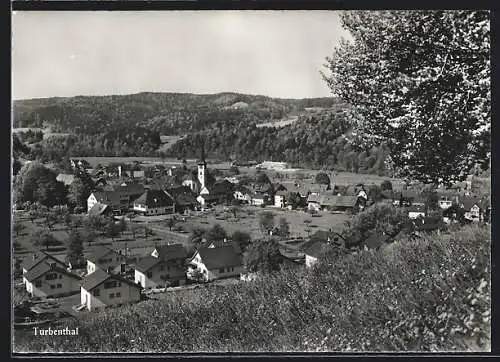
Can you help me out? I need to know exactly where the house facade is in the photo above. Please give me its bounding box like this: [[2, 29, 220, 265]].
[[86, 246, 128, 275], [134, 244, 187, 288], [188, 245, 244, 282], [133, 189, 175, 216], [24, 261, 82, 298], [274, 191, 286, 208], [80, 269, 142, 311]]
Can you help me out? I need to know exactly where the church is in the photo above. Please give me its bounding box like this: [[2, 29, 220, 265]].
[[181, 147, 234, 207]]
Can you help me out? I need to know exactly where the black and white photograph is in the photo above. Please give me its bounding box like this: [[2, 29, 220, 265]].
[[11, 10, 491, 353]]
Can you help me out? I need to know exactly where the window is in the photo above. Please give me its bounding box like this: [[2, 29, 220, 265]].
[[35, 280, 42, 287], [109, 293, 115, 299], [93, 289, 100, 296], [50, 285, 55, 289], [57, 284, 62, 289], [116, 292, 121, 298], [45, 273, 58, 281], [219, 268, 225, 273], [59, 275, 63, 279]]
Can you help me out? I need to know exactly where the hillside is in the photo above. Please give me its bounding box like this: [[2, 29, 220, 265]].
[[12, 92, 338, 135], [15, 224, 490, 352]]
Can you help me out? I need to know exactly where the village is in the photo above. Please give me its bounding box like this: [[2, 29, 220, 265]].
[[13, 148, 491, 329]]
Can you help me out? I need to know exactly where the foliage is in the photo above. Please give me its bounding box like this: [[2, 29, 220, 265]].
[[381, 180, 393, 191], [231, 231, 252, 252], [67, 230, 84, 266], [323, 10, 490, 184], [14, 162, 67, 207], [342, 203, 411, 248], [315, 172, 331, 185], [244, 238, 284, 274], [68, 170, 95, 208], [277, 217, 290, 237], [259, 211, 275, 235], [205, 224, 228, 243], [15, 225, 490, 352]]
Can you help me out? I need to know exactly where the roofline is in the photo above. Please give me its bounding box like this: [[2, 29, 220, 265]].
[[82, 272, 141, 292], [25, 265, 82, 282]]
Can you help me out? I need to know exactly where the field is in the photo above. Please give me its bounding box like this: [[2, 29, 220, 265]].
[[256, 116, 299, 129], [150, 205, 351, 240], [12, 127, 70, 139]]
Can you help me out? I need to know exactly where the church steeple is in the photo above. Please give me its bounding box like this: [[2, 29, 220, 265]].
[[198, 144, 207, 191]]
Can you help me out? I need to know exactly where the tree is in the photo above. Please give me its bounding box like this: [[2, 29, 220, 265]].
[[380, 180, 393, 191], [244, 238, 283, 273], [231, 230, 252, 252], [166, 218, 176, 231], [255, 171, 271, 185], [277, 217, 290, 237], [85, 214, 105, 234], [118, 218, 127, 236], [14, 162, 67, 207], [206, 224, 227, 243], [130, 223, 140, 239], [68, 170, 94, 209], [323, 11, 490, 185], [106, 218, 120, 241], [81, 227, 97, 247], [259, 211, 275, 235], [67, 230, 84, 267], [43, 210, 58, 231], [315, 172, 331, 185], [33, 230, 56, 251], [190, 227, 206, 245]]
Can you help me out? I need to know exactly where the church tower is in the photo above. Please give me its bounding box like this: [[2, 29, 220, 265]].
[[198, 145, 207, 191]]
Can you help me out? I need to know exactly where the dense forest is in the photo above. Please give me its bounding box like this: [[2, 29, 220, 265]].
[[13, 92, 389, 174], [168, 107, 390, 175], [13, 92, 337, 134]]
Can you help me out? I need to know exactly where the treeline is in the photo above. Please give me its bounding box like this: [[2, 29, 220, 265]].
[[13, 92, 338, 135], [28, 126, 161, 162], [168, 108, 390, 175]]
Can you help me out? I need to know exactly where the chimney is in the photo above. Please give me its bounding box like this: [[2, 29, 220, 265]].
[[118, 165, 122, 177]]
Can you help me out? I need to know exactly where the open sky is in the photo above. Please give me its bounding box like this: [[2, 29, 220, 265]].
[[12, 11, 349, 100]]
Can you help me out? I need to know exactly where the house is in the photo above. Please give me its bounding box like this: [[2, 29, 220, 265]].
[[86, 246, 128, 275], [22, 251, 68, 283], [134, 244, 187, 288], [197, 180, 235, 207], [407, 204, 426, 219], [80, 269, 142, 311], [274, 190, 287, 208], [251, 193, 268, 206], [307, 194, 365, 213], [166, 186, 199, 212], [87, 191, 120, 212], [233, 185, 253, 204], [88, 182, 145, 213], [302, 241, 325, 267], [133, 189, 175, 216], [24, 261, 82, 298], [460, 197, 483, 222], [70, 159, 91, 170], [188, 245, 244, 282], [87, 202, 112, 217], [56, 173, 75, 186], [438, 196, 456, 210]]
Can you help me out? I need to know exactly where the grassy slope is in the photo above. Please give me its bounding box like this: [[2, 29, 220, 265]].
[[15, 224, 490, 352]]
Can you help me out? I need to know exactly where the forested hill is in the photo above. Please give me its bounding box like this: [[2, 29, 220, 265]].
[[167, 106, 390, 175], [13, 92, 338, 135]]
